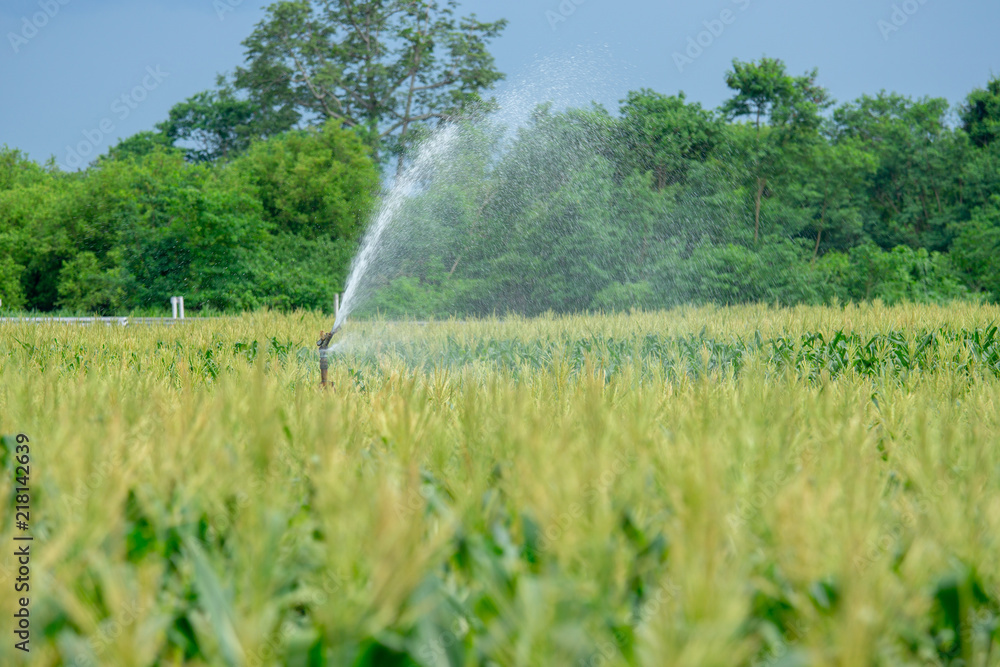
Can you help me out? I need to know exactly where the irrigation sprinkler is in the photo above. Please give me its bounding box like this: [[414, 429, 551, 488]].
[[317, 323, 341, 388]]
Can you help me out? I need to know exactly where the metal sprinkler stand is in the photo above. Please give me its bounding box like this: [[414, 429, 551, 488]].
[[317, 324, 341, 388]]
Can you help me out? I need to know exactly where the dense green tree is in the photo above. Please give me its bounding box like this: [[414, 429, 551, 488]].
[[950, 198, 1000, 301], [100, 131, 180, 164], [720, 57, 831, 242], [478, 104, 619, 241], [618, 90, 721, 189], [0, 157, 80, 310], [0, 148, 55, 308], [228, 119, 379, 241], [233, 0, 506, 171], [813, 243, 965, 304], [644, 238, 816, 306], [958, 139, 1000, 219], [0, 123, 379, 313], [50, 152, 270, 311], [156, 80, 259, 163], [832, 93, 964, 251], [0, 147, 52, 190], [777, 137, 876, 258], [457, 105, 621, 314], [56, 250, 130, 313], [961, 76, 1000, 148]]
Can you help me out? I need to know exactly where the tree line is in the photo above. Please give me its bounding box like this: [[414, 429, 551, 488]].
[[0, 0, 997, 314], [378, 60, 1000, 317]]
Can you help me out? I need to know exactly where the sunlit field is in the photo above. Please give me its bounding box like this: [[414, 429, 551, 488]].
[[2, 303, 1000, 666]]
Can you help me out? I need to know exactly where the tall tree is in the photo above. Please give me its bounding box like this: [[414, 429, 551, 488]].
[[156, 79, 261, 163], [961, 76, 1000, 148], [832, 93, 963, 250], [720, 57, 830, 242], [233, 0, 507, 173], [950, 198, 1000, 301], [229, 119, 379, 241], [779, 137, 876, 259], [618, 89, 721, 190]]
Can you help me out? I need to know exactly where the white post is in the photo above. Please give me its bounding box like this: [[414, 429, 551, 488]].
[[334, 293, 340, 319], [179, 296, 185, 319], [171, 297, 178, 319]]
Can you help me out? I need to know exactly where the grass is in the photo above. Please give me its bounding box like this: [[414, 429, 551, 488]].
[[1, 303, 999, 666]]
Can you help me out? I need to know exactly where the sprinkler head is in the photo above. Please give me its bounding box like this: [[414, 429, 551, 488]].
[[317, 323, 342, 350]]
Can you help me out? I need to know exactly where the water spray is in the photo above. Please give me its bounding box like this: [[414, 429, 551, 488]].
[[326, 54, 625, 338]]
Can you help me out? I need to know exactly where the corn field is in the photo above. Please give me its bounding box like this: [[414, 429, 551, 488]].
[[2, 303, 1000, 666]]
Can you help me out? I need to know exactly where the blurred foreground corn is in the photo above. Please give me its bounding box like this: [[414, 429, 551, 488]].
[[1, 303, 999, 666]]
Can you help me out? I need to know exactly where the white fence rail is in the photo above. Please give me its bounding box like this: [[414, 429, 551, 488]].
[[0, 317, 207, 326]]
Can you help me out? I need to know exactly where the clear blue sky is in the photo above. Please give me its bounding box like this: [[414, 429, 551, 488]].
[[2, 0, 997, 169]]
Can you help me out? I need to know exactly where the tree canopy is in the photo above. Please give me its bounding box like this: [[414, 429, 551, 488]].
[[232, 0, 506, 171], [3, 55, 999, 315]]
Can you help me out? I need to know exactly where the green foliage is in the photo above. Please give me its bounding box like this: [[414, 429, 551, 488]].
[[813, 243, 967, 305], [3, 61, 999, 316], [233, 0, 507, 167], [0, 125, 378, 314], [362, 275, 481, 319], [228, 119, 379, 240], [720, 57, 832, 242], [0, 255, 25, 309], [618, 89, 721, 188], [592, 280, 655, 312], [720, 57, 829, 135], [777, 137, 876, 257], [961, 76, 1000, 148], [653, 238, 818, 306], [56, 250, 129, 313], [351, 64, 1000, 318], [156, 80, 259, 163], [950, 199, 1000, 301], [251, 232, 358, 311], [3, 309, 1000, 664], [100, 131, 180, 164], [0, 146, 52, 190], [832, 92, 965, 251]]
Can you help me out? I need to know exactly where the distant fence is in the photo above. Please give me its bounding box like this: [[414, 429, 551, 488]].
[[0, 295, 211, 326], [0, 317, 214, 326], [0, 294, 346, 327]]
